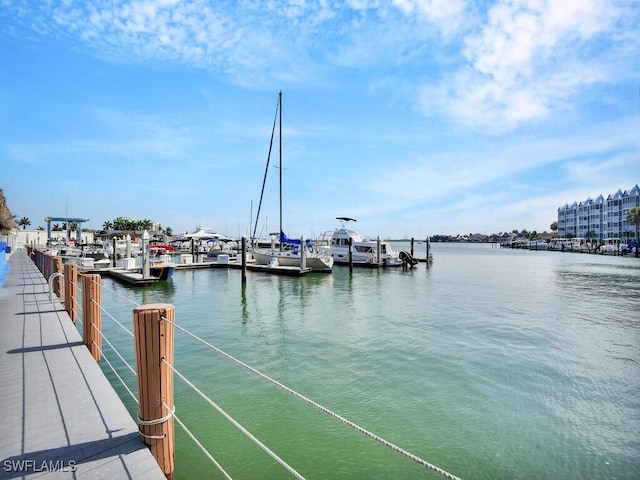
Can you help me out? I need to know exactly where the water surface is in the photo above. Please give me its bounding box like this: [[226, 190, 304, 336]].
[[94, 243, 640, 479]]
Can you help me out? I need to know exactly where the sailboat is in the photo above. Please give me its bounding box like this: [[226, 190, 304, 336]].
[[250, 91, 333, 273]]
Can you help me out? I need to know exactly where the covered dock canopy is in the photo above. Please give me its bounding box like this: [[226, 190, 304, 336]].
[[45, 216, 89, 242]]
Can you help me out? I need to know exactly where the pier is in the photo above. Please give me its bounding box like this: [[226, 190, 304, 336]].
[[0, 250, 165, 479]]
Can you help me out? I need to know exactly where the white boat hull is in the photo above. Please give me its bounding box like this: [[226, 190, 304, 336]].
[[252, 249, 333, 272]]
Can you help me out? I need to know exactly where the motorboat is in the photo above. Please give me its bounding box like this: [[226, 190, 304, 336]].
[[172, 227, 235, 254], [528, 239, 549, 251], [318, 218, 406, 267]]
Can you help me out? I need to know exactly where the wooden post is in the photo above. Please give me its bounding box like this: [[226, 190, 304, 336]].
[[112, 237, 117, 267], [54, 257, 63, 297], [426, 237, 430, 264], [348, 237, 353, 272], [300, 235, 307, 270], [64, 263, 78, 323], [82, 274, 102, 362], [133, 304, 175, 479], [43, 253, 50, 281], [241, 237, 247, 284], [411, 238, 415, 257]]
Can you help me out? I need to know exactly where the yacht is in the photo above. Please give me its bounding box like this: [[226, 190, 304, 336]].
[[318, 218, 405, 267]]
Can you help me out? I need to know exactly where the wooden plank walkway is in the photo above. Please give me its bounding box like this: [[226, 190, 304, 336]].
[[0, 249, 165, 479]]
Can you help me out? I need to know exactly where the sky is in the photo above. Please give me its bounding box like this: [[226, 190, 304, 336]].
[[1, 0, 639, 240]]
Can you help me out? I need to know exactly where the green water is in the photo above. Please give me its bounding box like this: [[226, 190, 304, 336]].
[[91, 243, 640, 479]]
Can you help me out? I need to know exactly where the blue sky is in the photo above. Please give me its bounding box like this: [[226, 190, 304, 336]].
[[1, 0, 639, 239]]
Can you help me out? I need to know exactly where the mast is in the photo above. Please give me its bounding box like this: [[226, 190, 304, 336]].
[[279, 90, 283, 252], [251, 91, 280, 248]]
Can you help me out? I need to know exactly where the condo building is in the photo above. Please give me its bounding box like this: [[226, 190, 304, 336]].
[[557, 185, 640, 241]]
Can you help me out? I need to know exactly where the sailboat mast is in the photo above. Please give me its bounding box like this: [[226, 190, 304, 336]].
[[279, 90, 283, 252]]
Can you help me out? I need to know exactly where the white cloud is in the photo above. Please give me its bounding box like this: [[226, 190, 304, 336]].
[[392, 0, 469, 36], [419, 0, 633, 132]]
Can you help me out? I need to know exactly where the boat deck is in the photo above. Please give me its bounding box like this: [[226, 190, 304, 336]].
[[0, 250, 165, 479]]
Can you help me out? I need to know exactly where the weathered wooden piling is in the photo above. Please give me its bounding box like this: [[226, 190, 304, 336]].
[[82, 274, 102, 362], [133, 303, 175, 479], [241, 236, 247, 284], [64, 263, 78, 323], [53, 256, 63, 297]]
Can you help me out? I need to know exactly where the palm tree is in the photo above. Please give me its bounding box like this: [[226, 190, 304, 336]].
[[17, 217, 31, 230], [139, 219, 154, 231], [626, 207, 640, 257]]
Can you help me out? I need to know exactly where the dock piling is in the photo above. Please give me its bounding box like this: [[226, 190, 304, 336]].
[[82, 274, 102, 362], [64, 263, 78, 323], [242, 236, 247, 284], [133, 303, 175, 479], [54, 256, 63, 297]]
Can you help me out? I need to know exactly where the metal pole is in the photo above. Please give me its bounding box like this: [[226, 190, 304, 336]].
[[279, 91, 283, 252]]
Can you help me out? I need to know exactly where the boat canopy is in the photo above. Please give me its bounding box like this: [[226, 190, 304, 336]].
[[280, 231, 313, 248]]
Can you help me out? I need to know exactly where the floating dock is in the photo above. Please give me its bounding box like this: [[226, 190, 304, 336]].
[[82, 267, 163, 285], [85, 258, 314, 278]]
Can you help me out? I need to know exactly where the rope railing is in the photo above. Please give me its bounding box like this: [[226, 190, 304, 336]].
[[162, 357, 306, 480], [92, 340, 139, 405], [160, 315, 461, 480], [29, 247, 461, 480], [166, 402, 234, 480]]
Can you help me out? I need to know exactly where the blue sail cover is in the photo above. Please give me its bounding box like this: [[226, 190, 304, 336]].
[[280, 231, 313, 249]]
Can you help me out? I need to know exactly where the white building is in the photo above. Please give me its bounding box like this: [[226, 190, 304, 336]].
[[1, 229, 95, 251], [557, 185, 640, 241]]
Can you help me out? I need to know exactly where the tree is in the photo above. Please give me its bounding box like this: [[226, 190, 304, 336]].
[[17, 216, 31, 230], [626, 207, 640, 257], [139, 219, 154, 231], [550, 221, 558, 232]]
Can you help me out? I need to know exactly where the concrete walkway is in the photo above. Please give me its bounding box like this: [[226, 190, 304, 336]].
[[0, 249, 165, 479]]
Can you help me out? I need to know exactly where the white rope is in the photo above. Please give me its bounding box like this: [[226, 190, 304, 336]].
[[162, 315, 460, 480], [98, 281, 142, 307], [93, 298, 134, 337], [162, 358, 306, 480], [96, 324, 137, 376], [168, 404, 234, 480], [137, 405, 175, 426], [92, 342, 139, 405]]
